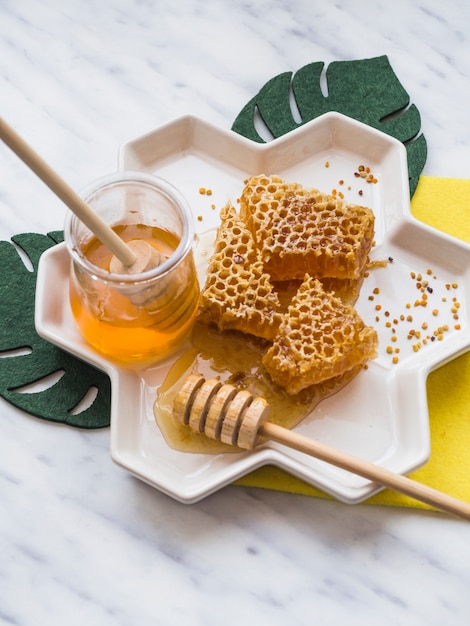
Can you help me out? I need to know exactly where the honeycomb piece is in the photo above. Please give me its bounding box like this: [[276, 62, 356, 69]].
[[197, 203, 283, 341], [240, 174, 375, 281], [262, 276, 378, 394]]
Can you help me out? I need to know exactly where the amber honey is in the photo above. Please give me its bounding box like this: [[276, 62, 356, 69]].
[[154, 322, 359, 454], [69, 223, 200, 362]]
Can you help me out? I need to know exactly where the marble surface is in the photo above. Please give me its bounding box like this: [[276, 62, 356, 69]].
[[1, 0, 470, 624]]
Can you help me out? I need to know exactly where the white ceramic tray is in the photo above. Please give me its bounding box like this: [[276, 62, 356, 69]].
[[35, 113, 470, 504]]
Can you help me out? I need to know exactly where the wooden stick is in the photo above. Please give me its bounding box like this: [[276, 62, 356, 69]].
[[260, 422, 470, 520], [174, 374, 470, 521], [0, 117, 137, 267]]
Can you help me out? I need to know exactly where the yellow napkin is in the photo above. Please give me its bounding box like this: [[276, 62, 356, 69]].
[[236, 176, 470, 511]]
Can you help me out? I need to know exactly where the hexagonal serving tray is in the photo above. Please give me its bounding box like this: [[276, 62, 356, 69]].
[[35, 113, 470, 503]]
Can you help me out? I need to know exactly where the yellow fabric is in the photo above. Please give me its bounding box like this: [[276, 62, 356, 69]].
[[236, 176, 470, 510]]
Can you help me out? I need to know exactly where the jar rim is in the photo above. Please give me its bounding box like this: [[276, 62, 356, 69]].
[[64, 171, 195, 285]]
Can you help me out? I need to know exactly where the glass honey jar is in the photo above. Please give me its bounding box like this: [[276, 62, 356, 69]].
[[64, 171, 200, 363]]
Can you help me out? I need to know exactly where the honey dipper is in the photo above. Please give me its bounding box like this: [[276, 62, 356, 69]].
[[175, 374, 470, 521], [0, 117, 160, 273]]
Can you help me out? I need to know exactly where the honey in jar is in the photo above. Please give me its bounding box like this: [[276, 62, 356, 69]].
[[69, 223, 199, 362]]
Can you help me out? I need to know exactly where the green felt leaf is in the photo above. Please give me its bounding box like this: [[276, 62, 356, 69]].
[[232, 55, 427, 196], [0, 232, 111, 428]]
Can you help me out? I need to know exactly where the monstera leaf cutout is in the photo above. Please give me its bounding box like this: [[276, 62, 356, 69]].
[[0, 232, 111, 428], [232, 56, 427, 196]]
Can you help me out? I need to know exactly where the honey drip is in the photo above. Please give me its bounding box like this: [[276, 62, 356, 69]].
[[154, 322, 362, 454]]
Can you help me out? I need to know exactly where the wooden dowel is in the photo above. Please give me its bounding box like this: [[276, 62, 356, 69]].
[[260, 421, 470, 521], [0, 117, 137, 267], [174, 374, 470, 521]]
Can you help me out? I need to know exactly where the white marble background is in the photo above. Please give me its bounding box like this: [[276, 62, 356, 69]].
[[1, 1, 470, 625]]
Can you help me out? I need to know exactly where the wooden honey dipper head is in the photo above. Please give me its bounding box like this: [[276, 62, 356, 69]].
[[173, 374, 271, 450], [109, 239, 162, 275]]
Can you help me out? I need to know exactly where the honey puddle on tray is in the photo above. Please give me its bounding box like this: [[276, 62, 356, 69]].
[[154, 322, 361, 454]]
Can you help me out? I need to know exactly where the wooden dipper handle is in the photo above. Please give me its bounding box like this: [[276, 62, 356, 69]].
[[0, 117, 137, 268], [173, 374, 470, 521]]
